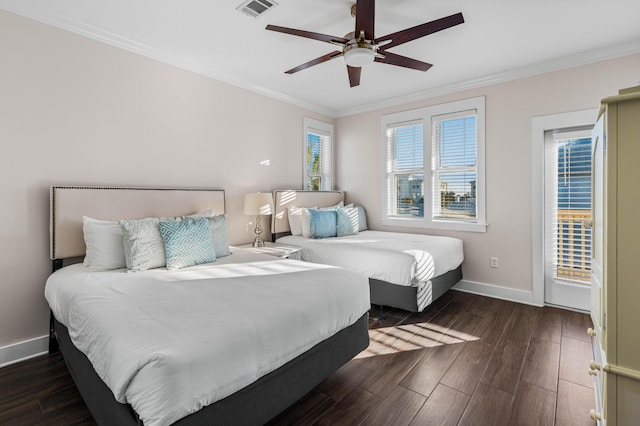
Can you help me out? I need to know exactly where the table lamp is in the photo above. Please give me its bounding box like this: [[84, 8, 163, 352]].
[[244, 192, 274, 247]]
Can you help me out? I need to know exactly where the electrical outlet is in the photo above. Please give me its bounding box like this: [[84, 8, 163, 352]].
[[490, 257, 499, 268]]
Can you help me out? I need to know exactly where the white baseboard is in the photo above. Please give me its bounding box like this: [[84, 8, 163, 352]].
[[0, 335, 49, 368], [453, 279, 543, 307]]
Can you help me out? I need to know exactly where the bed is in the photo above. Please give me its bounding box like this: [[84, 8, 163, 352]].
[[271, 190, 463, 313], [46, 186, 370, 426]]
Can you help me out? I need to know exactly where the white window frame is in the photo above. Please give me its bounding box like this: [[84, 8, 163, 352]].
[[381, 96, 486, 232], [303, 117, 333, 191]]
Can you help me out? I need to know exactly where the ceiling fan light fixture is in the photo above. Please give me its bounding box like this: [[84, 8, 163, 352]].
[[265, 1, 465, 87], [343, 44, 376, 67]]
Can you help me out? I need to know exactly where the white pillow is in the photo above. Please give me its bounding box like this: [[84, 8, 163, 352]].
[[287, 207, 304, 236], [301, 208, 315, 238], [82, 216, 127, 271], [289, 206, 316, 236]]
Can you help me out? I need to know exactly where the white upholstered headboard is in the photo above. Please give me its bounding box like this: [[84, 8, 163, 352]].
[[50, 186, 226, 260], [271, 190, 345, 238]]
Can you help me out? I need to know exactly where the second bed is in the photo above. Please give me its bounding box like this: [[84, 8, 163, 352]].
[[272, 190, 464, 312]]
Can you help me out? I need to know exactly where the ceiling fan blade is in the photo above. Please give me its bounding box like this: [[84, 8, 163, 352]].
[[347, 66, 361, 87], [266, 25, 348, 45], [355, 0, 375, 40], [375, 51, 432, 71], [374, 12, 464, 50], [285, 51, 343, 74]]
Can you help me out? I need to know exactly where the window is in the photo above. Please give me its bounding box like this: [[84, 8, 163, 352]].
[[385, 121, 425, 217], [432, 111, 478, 221], [303, 117, 333, 191], [382, 96, 486, 232]]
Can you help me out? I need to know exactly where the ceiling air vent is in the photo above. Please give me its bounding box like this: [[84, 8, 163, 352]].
[[237, 0, 278, 18]]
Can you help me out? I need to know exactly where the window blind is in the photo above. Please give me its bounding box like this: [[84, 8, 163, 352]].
[[550, 135, 592, 282], [431, 110, 478, 221], [306, 130, 331, 191], [385, 122, 424, 217]]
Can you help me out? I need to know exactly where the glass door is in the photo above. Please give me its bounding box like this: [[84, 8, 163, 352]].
[[544, 128, 592, 310]]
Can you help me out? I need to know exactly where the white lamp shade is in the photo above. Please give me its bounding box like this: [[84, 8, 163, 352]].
[[244, 192, 274, 215]]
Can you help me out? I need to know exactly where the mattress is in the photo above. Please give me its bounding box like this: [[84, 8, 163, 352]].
[[45, 249, 370, 426], [277, 230, 463, 286]]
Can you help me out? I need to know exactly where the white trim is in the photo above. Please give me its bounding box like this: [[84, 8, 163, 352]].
[[0, 3, 336, 118], [337, 40, 640, 118], [453, 279, 540, 307], [381, 96, 486, 233], [1, 3, 638, 119], [531, 109, 598, 308], [380, 216, 487, 232], [0, 335, 48, 368], [303, 117, 334, 191]]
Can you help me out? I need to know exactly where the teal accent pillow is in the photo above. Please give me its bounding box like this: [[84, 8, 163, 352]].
[[356, 206, 368, 231], [337, 207, 359, 237], [159, 218, 216, 270], [309, 209, 337, 239]]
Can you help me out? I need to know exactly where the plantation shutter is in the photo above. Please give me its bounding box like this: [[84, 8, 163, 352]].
[[431, 110, 478, 221]]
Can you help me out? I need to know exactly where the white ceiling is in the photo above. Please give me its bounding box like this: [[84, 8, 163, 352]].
[[2, 0, 639, 117]]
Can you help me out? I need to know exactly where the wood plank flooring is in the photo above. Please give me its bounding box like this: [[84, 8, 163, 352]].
[[0, 291, 596, 425]]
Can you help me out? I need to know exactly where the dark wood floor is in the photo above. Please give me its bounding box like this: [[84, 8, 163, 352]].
[[1, 291, 596, 425]]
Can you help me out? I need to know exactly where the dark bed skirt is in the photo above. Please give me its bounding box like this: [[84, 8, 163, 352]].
[[369, 265, 462, 312], [54, 312, 369, 425]]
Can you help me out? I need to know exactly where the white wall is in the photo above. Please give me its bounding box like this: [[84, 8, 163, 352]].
[[336, 53, 640, 302], [0, 10, 333, 358]]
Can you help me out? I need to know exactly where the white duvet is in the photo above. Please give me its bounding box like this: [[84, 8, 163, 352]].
[[277, 230, 463, 286], [45, 250, 370, 426]]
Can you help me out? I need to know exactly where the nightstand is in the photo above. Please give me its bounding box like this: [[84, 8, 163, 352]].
[[237, 242, 302, 260]]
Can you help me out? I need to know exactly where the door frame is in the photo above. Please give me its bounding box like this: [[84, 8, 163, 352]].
[[531, 108, 597, 310]]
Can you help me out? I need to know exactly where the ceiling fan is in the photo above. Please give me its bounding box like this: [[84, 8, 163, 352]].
[[265, 0, 464, 87]]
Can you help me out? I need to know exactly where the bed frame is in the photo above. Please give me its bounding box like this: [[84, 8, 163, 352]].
[[49, 185, 369, 425], [271, 189, 462, 313]]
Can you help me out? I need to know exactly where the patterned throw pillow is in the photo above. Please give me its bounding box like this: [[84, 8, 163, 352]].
[[336, 207, 359, 237], [119, 217, 166, 272], [356, 205, 368, 231], [159, 218, 217, 270]]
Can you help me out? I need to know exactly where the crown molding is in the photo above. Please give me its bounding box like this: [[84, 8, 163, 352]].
[[2, 4, 639, 119], [0, 4, 337, 118], [335, 39, 640, 117]]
